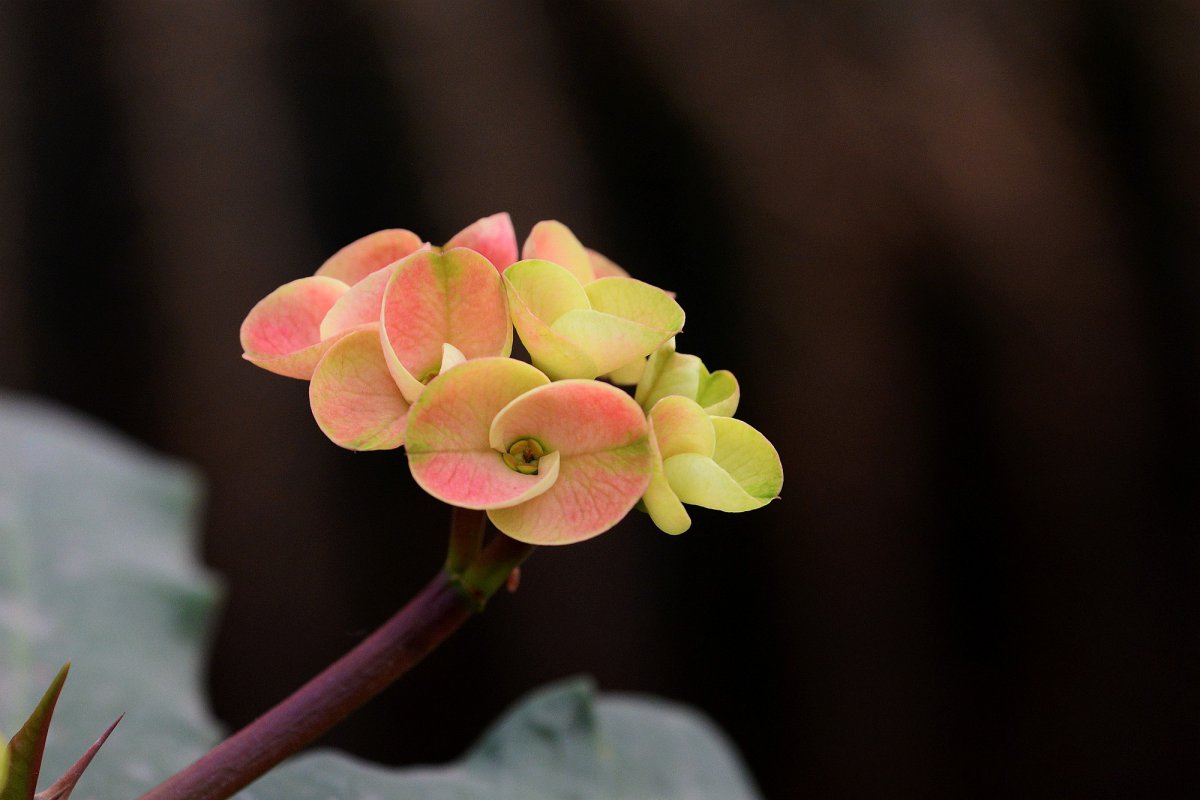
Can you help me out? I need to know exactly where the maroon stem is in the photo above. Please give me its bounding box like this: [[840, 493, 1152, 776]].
[[138, 530, 535, 800]]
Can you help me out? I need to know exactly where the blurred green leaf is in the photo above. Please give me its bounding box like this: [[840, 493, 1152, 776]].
[[0, 395, 760, 799], [239, 677, 761, 800]]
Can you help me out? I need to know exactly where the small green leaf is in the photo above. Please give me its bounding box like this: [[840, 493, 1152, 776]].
[[2, 664, 69, 800]]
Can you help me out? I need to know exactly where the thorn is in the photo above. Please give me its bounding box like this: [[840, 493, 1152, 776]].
[[34, 714, 122, 800]]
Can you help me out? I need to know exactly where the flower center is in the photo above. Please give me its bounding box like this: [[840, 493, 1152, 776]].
[[501, 438, 545, 475]]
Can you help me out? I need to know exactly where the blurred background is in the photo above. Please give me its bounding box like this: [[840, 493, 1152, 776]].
[[1, 1, 1197, 797]]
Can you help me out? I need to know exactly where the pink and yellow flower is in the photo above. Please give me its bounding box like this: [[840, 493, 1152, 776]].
[[240, 214, 516, 449], [405, 358, 653, 544]]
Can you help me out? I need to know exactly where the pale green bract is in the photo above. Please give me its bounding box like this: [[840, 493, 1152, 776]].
[[0, 394, 762, 800], [642, 395, 782, 535], [504, 260, 684, 380], [635, 339, 740, 417]]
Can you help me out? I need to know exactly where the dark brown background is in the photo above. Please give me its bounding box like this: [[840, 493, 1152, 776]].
[[1, 2, 1197, 797]]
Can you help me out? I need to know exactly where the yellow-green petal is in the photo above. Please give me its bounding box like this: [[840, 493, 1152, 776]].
[[504, 259, 590, 323], [552, 277, 683, 375], [635, 339, 739, 416], [648, 396, 715, 459], [710, 416, 782, 498], [506, 262, 683, 381], [606, 356, 646, 386], [440, 342, 466, 373], [550, 309, 676, 376], [697, 367, 740, 416], [642, 414, 692, 535], [636, 348, 703, 410], [504, 260, 598, 379], [585, 277, 684, 334], [663, 417, 781, 512], [636, 338, 680, 405]]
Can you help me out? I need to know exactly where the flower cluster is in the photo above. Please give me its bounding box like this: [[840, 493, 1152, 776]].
[[240, 214, 781, 544]]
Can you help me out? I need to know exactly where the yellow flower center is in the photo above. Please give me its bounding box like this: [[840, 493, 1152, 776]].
[[501, 438, 545, 475]]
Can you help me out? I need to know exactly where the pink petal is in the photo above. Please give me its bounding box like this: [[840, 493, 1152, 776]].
[[587, 248, 631, 279], [406, 358, 553, 508], [489, 379, 648, 456], [380, 248, 512, 399], [521, 220, 594, 283], [486, 380, 652, 544], [320, 264, 392, 339], [240, 276, 349, 379], [408, 449, 560, 510], [487, 447, 652, 545], [309, 328, 409, 450], [445, 212, 518, 271], [315, 229, 424, 285]]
